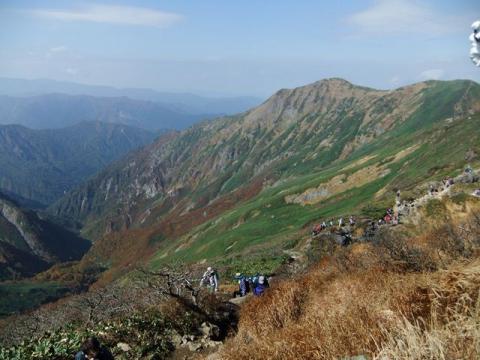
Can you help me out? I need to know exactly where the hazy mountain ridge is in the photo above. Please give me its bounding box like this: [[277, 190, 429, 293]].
[[0, 121, 157, 206], [0, 93, 210, 131], [0, 77, 263, 119]]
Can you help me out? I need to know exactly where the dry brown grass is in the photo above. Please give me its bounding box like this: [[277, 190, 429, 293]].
[[218, 211, 480, 360], [375, 261, 480, 360]]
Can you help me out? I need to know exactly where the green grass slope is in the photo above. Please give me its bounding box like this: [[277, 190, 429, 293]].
[[150, 110, 480, 269]]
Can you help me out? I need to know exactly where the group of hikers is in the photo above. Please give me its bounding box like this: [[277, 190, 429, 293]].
[[377, 207, 399, 226], [199, 266, 270, 298], [73, 268, 266, 359], [232, 272, 270, 297], [428, 177, 455, 196], [311, 215, 356, 236]]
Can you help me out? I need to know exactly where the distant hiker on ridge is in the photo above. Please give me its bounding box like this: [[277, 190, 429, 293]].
[[349, 216, 356, 227]]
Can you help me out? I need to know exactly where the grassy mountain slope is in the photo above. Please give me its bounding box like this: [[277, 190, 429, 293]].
[[0, 121, 157, 206], [48, 79, 480, 277]]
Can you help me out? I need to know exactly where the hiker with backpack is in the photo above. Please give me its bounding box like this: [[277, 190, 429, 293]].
[[200, 266, 219, 293], [253, 275, 268, 296], [233, 273, 250, 297], [75, 337, 114, 360]]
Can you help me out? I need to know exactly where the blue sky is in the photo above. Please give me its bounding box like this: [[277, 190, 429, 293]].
[[0, 0, 477, 97]]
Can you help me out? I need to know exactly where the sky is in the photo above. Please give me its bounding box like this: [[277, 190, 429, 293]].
[[0, 0, 478, 97]]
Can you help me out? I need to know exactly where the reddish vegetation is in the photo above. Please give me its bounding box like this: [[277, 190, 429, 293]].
[[86, 176, 265, 284]]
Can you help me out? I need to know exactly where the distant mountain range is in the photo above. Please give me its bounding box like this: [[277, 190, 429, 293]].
[[0, 77, 263, 121], [0, 93, 210, 131], [0, 192, 90, 281], [0, 121, 157, 206]]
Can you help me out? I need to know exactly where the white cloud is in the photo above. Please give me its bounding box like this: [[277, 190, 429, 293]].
[[30, 4, 183, 28], [419, 69, 445, 80], [347, 0, 464, 35], [45, 46, 68, 59], [49, 46, 67, 53]]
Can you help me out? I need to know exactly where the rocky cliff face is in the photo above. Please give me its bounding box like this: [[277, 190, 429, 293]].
[[0, 198, 54, 262], [0, 194, 91, 280], [51, 79, 480, 239]]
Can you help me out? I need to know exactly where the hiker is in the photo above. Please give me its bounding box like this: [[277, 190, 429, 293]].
[[392, 215, 399, 225], [321, 221, 327, 230], [338, 217, 344, 227], [349, 216, 355, 227], [312, 224, 322, 236], [233, 273, 249, 297], [251, 272, 260, 286], [200, 266, 219, 293], [342, 231, 352, 246], [253, 275, 268, 296], [429, 184, 434, 196], [75, 337, 114, 360], [384, 213, 391, 224]]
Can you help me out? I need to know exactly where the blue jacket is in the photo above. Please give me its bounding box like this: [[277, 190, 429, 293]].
[[253, 283, 266, 296]]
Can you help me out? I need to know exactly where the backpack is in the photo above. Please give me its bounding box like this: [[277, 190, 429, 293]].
[[254, 284, 266, 296]]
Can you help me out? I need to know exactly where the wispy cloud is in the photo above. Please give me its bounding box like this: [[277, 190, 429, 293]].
[[49, 46, 67, 53], [419, 69, 445, 80], [45, 45, 68, 59], [30, 4, 183, 28], [347, 0, 465, 35]]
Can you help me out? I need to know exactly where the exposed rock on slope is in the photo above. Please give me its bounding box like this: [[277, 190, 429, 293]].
[[0, 193, 90, 280]]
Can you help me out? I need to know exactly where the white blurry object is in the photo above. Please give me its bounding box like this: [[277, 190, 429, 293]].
[[471, 20, 480, 66]]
